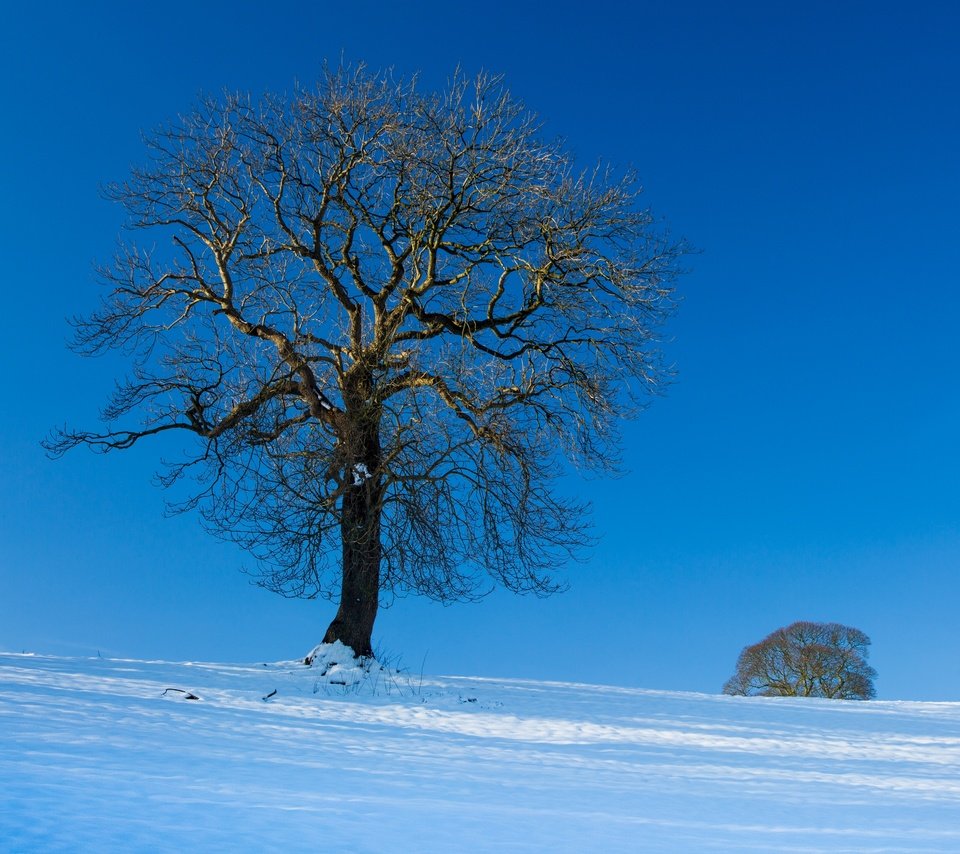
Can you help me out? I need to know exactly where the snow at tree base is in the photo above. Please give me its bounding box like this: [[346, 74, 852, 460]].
[[2, 647, 959, 852]]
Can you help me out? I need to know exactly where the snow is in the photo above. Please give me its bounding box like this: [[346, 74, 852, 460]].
[[2, 649, 959, 852]]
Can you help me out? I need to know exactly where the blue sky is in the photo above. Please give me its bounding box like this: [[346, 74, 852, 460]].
[[2, 1, 958, 699]]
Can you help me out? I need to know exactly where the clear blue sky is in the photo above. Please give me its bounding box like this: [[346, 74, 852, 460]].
[[2, 1, 958, 700]]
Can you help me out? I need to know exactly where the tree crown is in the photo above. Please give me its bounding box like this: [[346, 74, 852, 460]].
[[723, 621, 877, 700], [46, 65, 685, 607]]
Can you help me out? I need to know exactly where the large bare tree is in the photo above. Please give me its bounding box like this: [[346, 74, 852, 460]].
[[46, 66, 684, 657]]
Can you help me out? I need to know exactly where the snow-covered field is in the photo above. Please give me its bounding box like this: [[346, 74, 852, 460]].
[[2, 647, 959, 853]]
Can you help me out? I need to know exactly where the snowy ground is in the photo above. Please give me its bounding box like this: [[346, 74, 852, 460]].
[[2, 647, 959, 853]]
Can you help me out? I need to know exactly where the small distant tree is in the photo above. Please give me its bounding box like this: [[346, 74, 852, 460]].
[[44, 65, 685, 658], [723, 621, 877, 700]]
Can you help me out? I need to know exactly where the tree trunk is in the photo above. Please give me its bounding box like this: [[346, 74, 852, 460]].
[[322, 406, 382, 658]]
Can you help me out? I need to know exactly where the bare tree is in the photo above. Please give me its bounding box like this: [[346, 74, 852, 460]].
[[723, 621, 877, 700], [45, 65, 684, 657]]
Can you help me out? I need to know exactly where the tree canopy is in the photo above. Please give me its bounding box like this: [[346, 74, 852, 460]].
[[723, 621, 877, 700]]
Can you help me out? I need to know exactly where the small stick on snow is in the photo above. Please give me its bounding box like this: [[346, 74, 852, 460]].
[[262, 689, 277, 701], [161, 688, 200, 700]]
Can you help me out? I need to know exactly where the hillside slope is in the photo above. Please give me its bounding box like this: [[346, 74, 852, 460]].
[[2, 650, 958, 852]]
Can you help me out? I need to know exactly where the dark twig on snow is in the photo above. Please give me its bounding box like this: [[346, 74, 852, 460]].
[[162, 688, 200, 700]]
